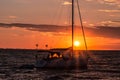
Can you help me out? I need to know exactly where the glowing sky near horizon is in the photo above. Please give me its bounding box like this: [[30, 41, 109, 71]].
[[0, 0, 120, 49]]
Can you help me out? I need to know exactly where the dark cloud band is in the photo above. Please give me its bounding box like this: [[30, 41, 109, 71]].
[[0, 23, 120, 38]]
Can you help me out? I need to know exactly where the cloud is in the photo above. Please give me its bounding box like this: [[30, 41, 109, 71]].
[[100, 20, 120, 26], [98, 9, 120, 13], [63, 1, 71, 5], [85, 26, 120, 38], [98, 0, 120, 5], [112, 20, 120, 23], [86, 0, 120, 7], [101, 21, 114, 24], [102, 0, 119, 4], [0, 23, 71, 33], [0, 23, 120, 38], [8, 16, 17, 19], [86, 0, 120, 4], [86, 0, 93, 1]]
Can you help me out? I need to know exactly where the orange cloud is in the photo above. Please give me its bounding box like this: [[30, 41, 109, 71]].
[[63, 1, 71, 5], [86, 0, 120, 7], [98, 9, 120, 13], [102, 0, 120, 7], [86, 0, 93, 1], [8, 16, 17, 19]]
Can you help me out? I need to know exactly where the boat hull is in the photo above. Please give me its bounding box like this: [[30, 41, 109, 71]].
[[35, 58, 88, 70]]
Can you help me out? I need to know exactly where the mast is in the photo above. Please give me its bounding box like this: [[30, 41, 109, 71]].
[[71, 0, 74, 57]]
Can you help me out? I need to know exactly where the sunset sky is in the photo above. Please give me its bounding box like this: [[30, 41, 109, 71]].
[[0, 0, 120, 50]]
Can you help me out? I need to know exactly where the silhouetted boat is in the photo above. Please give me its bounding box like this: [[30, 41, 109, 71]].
[[35, 0, 88, 69]]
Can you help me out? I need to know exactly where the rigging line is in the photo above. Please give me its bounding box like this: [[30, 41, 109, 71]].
[[76, 0, 88, 50]]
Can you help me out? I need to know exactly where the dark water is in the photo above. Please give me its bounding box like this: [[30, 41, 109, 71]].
[[0, 49, 120, 80]]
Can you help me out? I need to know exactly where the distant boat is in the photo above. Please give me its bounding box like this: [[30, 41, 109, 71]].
[[35, 0, 88, 69]]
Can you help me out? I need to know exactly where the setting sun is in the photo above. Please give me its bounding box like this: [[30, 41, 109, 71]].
[[74, 41, 81, 47]]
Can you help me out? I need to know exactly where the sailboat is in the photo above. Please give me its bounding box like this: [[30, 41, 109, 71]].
[[35, 0, 88, 69]]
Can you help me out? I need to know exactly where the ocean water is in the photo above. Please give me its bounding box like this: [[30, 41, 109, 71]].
[[0, 49, 120, 80]]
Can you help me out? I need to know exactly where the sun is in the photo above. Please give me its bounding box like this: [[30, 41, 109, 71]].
[[74, 41, 81, 47]]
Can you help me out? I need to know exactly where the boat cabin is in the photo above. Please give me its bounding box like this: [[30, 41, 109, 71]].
[[35, 51, 63, 61], [49, 52, 63, 58]]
